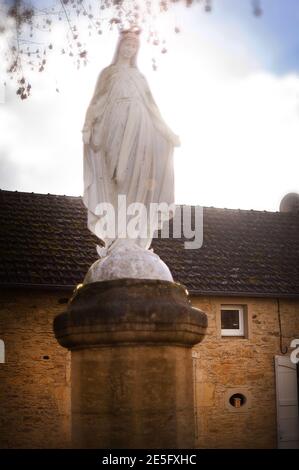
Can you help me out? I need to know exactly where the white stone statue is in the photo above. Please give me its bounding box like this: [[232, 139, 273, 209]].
[[82, 28, 180, 283]]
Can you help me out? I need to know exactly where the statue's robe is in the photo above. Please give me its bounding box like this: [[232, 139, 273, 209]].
[[83, 64, 179, 254]]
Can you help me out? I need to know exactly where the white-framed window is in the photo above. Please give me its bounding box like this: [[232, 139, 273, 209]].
[[221, 305, 244, 337]]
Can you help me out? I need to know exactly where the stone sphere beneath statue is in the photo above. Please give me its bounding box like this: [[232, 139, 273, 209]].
[[83, 245, 173, 284]]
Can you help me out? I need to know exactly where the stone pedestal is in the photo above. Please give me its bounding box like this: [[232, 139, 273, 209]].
[[53, 279, 207, 449]]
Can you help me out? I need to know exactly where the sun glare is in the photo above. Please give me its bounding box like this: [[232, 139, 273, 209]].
[[0, 2, 298, 211]]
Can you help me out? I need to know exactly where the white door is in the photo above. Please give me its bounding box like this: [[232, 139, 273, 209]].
[[275, 355, 299, 448]]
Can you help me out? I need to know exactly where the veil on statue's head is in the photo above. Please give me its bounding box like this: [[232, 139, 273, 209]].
[[110, 26, 142, 68], [88, 26, 142, 106]]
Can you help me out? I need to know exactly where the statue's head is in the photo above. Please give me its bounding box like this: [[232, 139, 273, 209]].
[[112, 26, 141, 67]]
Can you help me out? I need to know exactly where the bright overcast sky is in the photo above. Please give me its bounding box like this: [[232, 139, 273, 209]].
[[0, 0, 299, 211]]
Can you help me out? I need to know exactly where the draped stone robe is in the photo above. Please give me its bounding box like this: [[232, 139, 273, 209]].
[[83, 63, 179, 255]]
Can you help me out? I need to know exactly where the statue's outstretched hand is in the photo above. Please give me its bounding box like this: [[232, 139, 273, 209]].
[[172, 134, 181, 147], [82, 128, 91, 145], [166, 131, 180, 147]]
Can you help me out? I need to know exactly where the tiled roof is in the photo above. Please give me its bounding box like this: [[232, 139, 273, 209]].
[[0, 190, 299, 297]]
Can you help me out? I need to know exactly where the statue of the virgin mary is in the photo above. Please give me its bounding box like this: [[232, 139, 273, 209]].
[[82, 27, 180, 283]]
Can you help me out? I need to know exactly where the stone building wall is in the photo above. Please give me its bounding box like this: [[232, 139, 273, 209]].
[[192, 296, 299, 449], [0, 289, 298, 448], [0, 289, 71, 448]]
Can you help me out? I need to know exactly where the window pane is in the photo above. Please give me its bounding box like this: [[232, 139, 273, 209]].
[[221, 310, 240, 330]]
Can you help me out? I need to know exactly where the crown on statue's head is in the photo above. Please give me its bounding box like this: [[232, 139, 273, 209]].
[[121, 26, 141, 41]]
